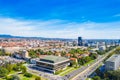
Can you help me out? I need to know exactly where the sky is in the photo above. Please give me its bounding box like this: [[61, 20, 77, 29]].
[[0, 0, 120, 39]]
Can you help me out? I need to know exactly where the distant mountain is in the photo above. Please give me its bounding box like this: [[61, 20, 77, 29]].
[[0, 34, 44, 39], [0, 34, 16, 38], [0, 34, 74, 41]]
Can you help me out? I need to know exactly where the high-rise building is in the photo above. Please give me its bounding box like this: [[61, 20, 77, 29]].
[[118, 40, 120, 45], [78, 37, 83, 46]]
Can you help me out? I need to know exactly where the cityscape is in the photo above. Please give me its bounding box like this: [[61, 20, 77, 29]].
[[0, 0, 120, 80]]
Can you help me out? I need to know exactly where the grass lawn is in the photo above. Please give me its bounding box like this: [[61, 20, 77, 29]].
[[19, 74, 36, 80], [57, 60, 95, 76], [86, 78, 93, 80], [0, 74, 46, 80], [9, 70, 19, 76], [19, 73, 47, 80], [18, 73, 47, 80], [58, 67, 78, 76], [83, 60, 94, 66], [0, 71, 46, 80]]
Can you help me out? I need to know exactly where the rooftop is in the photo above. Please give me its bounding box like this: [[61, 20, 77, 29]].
[[40, 55, 69, 63], [106, 54, 120, 62]]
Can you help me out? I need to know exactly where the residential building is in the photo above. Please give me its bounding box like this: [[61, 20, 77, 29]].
[[22, 50, 29, 59], [13, 50, 30, 59]]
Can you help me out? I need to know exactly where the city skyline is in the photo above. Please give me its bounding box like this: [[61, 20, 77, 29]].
[[0, 0, 120, 39]]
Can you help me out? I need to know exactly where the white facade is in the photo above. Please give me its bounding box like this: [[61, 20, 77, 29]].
[[105, 54, 120, 71], [99, 46, 106, 51]]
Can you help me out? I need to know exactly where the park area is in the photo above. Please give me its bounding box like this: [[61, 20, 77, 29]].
[[0, 71, 46, 80]]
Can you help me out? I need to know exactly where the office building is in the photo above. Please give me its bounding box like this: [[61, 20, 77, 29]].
[[78, 37, 83, 46], [119, 40, 120, 45], [105, 54, 120, 71], [35, 55, 70, 73]]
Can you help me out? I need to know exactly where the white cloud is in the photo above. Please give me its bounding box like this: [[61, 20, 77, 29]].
[[113, 14, 120, 17], [0, 17, 120, 39]]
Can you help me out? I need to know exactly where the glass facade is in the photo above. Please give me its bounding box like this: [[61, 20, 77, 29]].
[[36, 60, 70, 72]]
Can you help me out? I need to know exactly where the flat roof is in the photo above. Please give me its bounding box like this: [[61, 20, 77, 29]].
[[40, 55, 69, 63], [106, 54, 120, 62]]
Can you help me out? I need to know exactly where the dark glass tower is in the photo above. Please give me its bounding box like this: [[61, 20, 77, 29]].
[[119, 40, 120, 44], [78, 37, 83, 46]]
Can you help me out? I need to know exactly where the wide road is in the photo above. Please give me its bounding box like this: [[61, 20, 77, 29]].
[[71, 48, 117, 80], [61, 47, 117, 80]]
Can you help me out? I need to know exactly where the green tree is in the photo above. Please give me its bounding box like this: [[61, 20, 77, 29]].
[[13, 64, 21, 71], [84, 56, 92, 63], [35, 76, 41, 80], [24, 72, 33, 77], [8, 75, 20, 80], [0, 49, 6, 56], [0, 67, 9, 77], [6, 64, 14, 72], [61, 51, 66, 56], [21, 66, 27, 74], [28, 49, 37, 58], [107, 70, 120, 80], [90, 53, 98, 60], [78, 58, 86, 65], [92, 76, 101, 80], [115, 47, 120, 54]]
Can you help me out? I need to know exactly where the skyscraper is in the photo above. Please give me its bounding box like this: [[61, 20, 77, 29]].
[[78, 37, 83, 46], [119, 40, 120, 44]]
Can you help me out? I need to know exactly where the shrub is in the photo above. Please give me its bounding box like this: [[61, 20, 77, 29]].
[[0, 67, 9, 77], [24, 72, 32, 77], [7, 75, 20, 80], [35, 76, 41, 80], [21, 66, 27, 74]]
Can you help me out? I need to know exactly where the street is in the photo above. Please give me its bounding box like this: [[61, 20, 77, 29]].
[[71, 48, 117, 80]]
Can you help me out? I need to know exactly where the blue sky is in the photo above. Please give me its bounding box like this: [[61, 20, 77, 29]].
[[0, 0, 120, 39]]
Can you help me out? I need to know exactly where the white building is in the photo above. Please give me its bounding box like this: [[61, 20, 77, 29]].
[[99, 46, 106, 51], [105, 54, 120, 71], [0, 46, 2, 49]]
